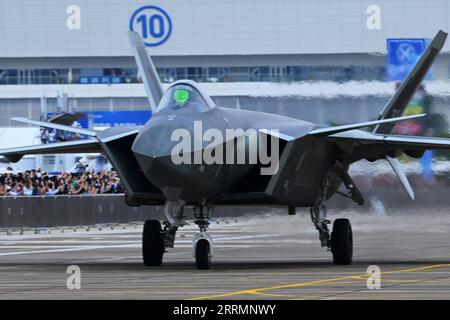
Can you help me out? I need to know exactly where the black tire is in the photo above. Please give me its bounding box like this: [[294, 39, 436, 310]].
[[142, 220, 164, 266], [195, 239, 211, 270], [330, 218, 353, 265]]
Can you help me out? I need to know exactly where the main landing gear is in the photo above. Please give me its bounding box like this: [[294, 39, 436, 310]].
[[310, 204, 353, 265], [310, 170, 355, 265], [142, 200, 185, 267], [142, 201, 214, 270], [330, 218, 353, 265], [142, 219, 165, 266]]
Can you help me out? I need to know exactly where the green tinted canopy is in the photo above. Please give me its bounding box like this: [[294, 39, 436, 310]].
[[173, 89, 190, 104]]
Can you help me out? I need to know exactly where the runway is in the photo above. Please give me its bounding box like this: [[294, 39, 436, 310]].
[[0, 210, 449, 300]]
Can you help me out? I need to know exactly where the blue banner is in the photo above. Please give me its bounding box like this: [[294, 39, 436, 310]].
[[79, 76, 123, 84], [387, 38, 431, 81], [48, 110, 151, 128]]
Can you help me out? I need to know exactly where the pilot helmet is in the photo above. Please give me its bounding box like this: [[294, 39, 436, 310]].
[[172, 88, 191, 108]]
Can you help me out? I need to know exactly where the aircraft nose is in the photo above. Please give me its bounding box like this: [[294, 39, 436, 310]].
[[131, 119, 228, 202], [132, 130, 212, 202], [131, 120, 197, 193], [132, 122, 185, 158]]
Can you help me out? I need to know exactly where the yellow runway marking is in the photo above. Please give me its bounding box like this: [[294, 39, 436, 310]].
[[328, 279, 426, 284], [189, 263, 450, 300], [247, 291, 292, 297]]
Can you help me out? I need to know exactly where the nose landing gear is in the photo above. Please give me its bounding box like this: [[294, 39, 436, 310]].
[[142, 201, 214, 270], [193, 206, 213, 270]]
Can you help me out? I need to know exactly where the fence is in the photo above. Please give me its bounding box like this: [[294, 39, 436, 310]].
[[1, 186, 450, 229], [0, 195, 273, 229], [0, 194, 165, 229]]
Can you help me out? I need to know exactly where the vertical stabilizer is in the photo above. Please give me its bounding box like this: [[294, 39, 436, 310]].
[[128, 31, 164, 113], [374, 30, 447, 134]]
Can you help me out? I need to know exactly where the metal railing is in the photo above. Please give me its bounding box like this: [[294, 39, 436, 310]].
[[0, 194, 164, 229]]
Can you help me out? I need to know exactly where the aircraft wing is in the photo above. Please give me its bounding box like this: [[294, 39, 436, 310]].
[[330, 130, 450, 149], [48, 112, 86, 126], [321, 130, 450, 200], [0, 117, 100, 162], [12, 117, 97, 137], [0, 118, 142, 163], [0, 139, 101, 163], [328, 130, 450, 162], [308, 114, 425, 137]]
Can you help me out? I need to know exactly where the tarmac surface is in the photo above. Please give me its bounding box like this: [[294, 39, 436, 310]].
[[0, 210, 449, 300]]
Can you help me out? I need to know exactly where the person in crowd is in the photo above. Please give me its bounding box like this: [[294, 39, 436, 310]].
[[0, 169, 124, 196], [40, 128, 49, 144]]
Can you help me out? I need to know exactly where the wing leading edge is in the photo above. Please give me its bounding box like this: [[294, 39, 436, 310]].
[[0, 139, 101, 163], [12, 117, 97, 137], [331, 131, 450, 151], [308, 114, 425, 137]]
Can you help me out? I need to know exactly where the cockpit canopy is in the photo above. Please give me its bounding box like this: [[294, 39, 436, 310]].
[[156, 82, 216, 114]]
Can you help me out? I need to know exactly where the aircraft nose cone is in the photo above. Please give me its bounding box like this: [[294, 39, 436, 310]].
[[132, 122, 185, 158]]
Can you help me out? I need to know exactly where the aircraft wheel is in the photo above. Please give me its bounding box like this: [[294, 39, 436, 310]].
[[142, 220, 165, 266], [331, 218, 353, 265], [195, 239, 211, 270]]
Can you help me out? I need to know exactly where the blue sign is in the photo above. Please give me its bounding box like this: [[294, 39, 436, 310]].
[[387, 38, 431, 81], [48, 111, 151, 128], [79, 76, 122, 84], [130, 5, 172, 47]]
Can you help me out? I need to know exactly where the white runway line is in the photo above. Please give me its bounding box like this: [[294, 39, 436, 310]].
[[0, 233, 280, 256], [0, 240, 141, 244], [0, 244, 138, 256], [0, 234, 272, 245]]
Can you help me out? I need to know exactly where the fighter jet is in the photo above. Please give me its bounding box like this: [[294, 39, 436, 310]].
[[1, 30, 449, 269]]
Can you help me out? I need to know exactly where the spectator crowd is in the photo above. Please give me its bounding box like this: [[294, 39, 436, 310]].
[[0, 168, 124, 197]]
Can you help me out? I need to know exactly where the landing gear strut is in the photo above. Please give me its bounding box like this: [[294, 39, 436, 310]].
[[193, 206, 213, 270], [310, 170, 353, 265], [310, 204, 331, 248], [142, 200, 185, 267], [310, 173, 332, 248]]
